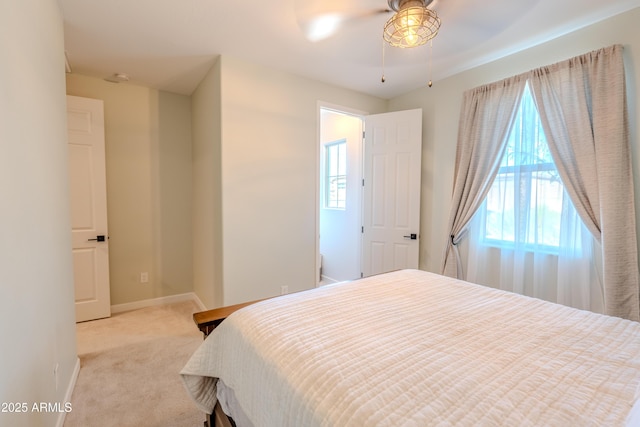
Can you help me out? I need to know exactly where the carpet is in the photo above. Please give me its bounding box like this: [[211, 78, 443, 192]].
[[64, 301, 206, 426]]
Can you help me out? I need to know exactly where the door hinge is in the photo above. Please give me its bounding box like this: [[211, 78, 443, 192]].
[[362, 178, 365, 187], [362, 131, 365, 139], [361, 272, 364, 278], [361, 226, 364, 233]]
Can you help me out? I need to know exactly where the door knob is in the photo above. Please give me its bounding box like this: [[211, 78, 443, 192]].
[[88, 235, 106, 242], [403, 234, 417, 240]]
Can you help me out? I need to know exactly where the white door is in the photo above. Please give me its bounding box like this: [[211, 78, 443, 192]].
[[362, 109, 422, 277], [67, 95, 111, 322]]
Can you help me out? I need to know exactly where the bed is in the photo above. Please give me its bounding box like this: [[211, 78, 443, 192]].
[[181, 269, 640, 426]]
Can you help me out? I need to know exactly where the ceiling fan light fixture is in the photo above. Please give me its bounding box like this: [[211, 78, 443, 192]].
[[383, 0, 441, 48]]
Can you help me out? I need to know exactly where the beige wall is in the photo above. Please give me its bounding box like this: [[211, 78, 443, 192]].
[[388, 7, 640, 274], [66, 75, 193, 305], [193, 56, 387, 307], [192, 58, 223, 309], [0, 1, 78, 426], [219, 56, 388, 305]]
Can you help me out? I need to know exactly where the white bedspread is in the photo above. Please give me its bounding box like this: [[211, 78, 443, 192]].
[[181, 269, 640, 426]]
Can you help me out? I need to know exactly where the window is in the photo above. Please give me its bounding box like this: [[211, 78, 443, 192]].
[[481, 84, 579, 253], [325, 140, 347, 209]]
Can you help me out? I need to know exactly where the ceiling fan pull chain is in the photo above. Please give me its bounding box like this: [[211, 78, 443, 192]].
[[428, 39, 433, 88], [381, 39, 386, 83]]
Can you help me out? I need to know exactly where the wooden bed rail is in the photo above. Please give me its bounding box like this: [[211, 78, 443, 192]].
[[194, 287, 318, 337], [193, 298, 266, 338]]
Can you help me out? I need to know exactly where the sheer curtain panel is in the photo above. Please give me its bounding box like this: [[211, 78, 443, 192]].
[[464, 85, 603, 314], [443, 45, 639, 320]]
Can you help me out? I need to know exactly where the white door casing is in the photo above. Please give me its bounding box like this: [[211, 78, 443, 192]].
[[67, 95, 111, 322], [362, 109, 422, 277]]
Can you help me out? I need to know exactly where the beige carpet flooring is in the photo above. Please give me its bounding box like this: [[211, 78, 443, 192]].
[[64, 301, 206, 427]]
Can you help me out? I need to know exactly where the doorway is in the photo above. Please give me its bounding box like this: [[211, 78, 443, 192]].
[[318, 106, 364, 284], [316, 105, 423, 285]]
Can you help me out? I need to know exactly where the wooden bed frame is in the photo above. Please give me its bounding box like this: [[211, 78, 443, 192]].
[[211, 402, 235, 427], [193, 299, 266, 427], [194, 299, 265, 338]]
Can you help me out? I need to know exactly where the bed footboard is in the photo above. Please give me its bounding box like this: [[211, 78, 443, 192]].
[[193, 298, 267, 337]]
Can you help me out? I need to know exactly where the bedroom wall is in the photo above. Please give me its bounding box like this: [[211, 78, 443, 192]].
[[66, 74, 193, 306], [0, 1, 78, 426], [193, 56, 387, 307], [192, 58, 223, 309], [388, 7, 640, 275], [219, 56, 388, 305]]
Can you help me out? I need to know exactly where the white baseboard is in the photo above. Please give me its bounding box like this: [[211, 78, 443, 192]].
[[56, 357, 80, 427], [320, 275, 341, 286], [191, 293, 207, 311], [111, 292, 206, 314]]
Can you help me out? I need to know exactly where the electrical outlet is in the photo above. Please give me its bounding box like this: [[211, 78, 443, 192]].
[[140, 272, 149, 283], [280, 285, 289, 295]]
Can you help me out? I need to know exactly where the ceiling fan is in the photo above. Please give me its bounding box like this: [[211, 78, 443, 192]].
[[294, 0, 536, 86], [294, 0, 442, 48]]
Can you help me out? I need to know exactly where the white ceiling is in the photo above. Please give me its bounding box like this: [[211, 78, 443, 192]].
[[59, 0, 640, 99]]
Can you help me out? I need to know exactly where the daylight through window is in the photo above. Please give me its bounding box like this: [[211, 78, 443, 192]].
[[481, 84, 581, 253]]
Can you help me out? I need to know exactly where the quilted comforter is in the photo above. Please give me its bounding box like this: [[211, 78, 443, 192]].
[[181, 269, 640, 426]]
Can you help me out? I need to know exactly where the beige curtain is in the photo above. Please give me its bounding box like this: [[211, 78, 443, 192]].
[[444, 45, 639, 320], [529, 45, 639, 320], [441, 75, 527, 278]]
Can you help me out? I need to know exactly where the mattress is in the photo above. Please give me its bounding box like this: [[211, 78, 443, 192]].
[[181, 269, 640, 426]]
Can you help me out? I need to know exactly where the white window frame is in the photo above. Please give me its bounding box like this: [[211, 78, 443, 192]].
[[324, 139, 347, 210], [480, 85, 570, 255]]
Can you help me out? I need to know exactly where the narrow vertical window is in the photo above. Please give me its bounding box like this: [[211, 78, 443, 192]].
[[325, 140, 347, 209]]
